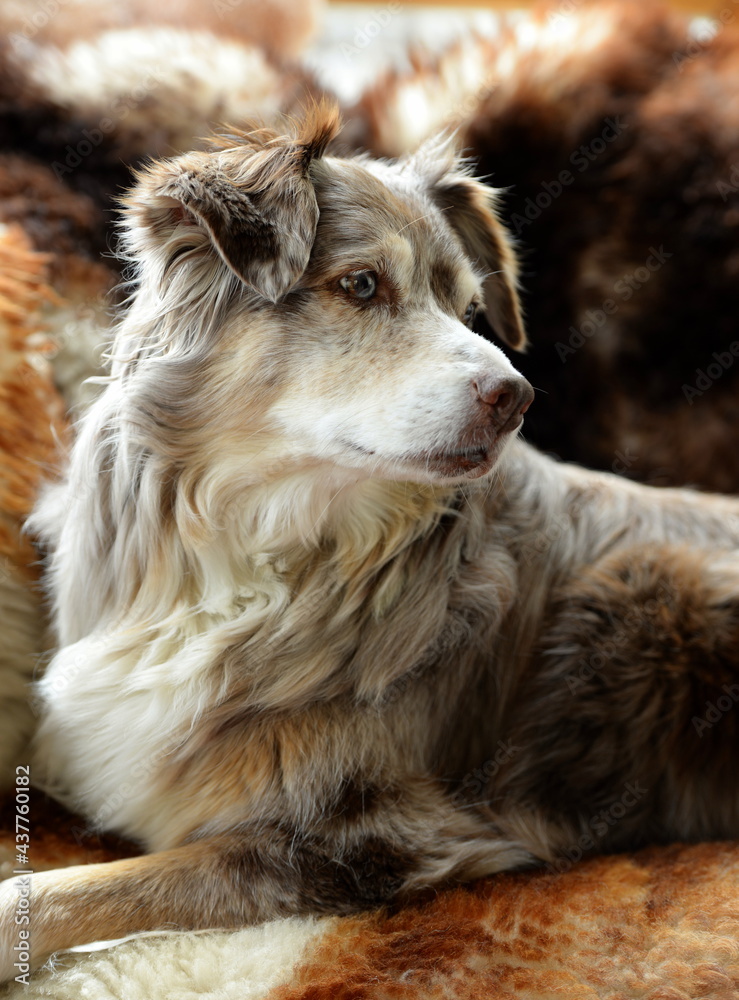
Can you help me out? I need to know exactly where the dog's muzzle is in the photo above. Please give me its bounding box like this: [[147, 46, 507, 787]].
[[424, 374, 534, 477]]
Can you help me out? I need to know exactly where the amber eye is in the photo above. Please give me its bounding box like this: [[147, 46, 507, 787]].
[[339, 271, 377, 300], [463, 302, 478, 328]]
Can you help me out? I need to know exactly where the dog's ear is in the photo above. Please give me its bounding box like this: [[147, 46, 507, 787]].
[[432, 174, 526, 350], [407, 135, 526, 350], [122, 104, 341, 302]]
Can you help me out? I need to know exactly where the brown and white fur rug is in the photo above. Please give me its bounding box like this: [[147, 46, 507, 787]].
[[1, 796, 738, 997]]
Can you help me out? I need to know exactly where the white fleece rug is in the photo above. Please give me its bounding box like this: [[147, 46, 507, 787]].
[[0, 919, 333, 1000]]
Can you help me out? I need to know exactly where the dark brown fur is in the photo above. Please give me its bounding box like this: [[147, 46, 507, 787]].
[[495, 544, 739, 853]]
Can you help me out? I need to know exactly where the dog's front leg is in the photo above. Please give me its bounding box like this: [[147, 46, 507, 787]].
[[0, 792, 536, 981], [0, 837, 289, 981]]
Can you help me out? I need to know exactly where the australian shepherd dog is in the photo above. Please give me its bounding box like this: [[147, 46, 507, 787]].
[[2, 104, 739, 976]]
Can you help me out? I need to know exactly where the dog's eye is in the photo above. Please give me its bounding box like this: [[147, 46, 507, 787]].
[[339, 271, 377, 300], [463, 302, 478, 328]]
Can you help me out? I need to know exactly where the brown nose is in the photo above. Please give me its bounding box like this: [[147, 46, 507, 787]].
[[472, 375, 535, 425]]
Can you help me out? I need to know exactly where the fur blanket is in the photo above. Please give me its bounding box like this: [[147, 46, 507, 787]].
[[1, 799, 738, 997], [1, 0, 738, 995]]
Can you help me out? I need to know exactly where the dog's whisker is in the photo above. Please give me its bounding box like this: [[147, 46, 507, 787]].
[[394, 210, 443, 236], [301, 484, 348, 546]]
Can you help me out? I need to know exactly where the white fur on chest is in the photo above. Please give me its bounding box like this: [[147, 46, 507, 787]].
[[32, 574, 286, 848]]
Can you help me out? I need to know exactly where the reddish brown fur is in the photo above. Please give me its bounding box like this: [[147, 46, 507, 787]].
[[0, 154, 118, 406], [0, 794, 138, 873], [0, 225, 67, 580], [0, 154, 110, 275], [267, 843, 739, 999], [0, 224, 69, 795]]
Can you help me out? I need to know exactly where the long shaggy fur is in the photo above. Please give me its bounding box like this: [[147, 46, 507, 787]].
[[1, 105, 739, 980]]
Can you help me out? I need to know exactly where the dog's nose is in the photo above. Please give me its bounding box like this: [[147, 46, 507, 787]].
[[472, 375, 534, 425]]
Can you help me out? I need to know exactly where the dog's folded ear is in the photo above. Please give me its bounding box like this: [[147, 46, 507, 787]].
[[431, 174, 527, 351], [122, 104, 341, 302]]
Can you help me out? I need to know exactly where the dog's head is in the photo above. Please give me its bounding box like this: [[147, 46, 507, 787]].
[[119, 104, 532, 487]]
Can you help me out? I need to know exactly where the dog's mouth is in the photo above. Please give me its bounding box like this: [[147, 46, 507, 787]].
[[420, 444, 499, 479], [412, 412, 525, 480], [337, 407, 526, 483]]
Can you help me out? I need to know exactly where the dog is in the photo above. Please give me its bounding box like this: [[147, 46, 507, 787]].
[[2, 103, 739, 979]]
